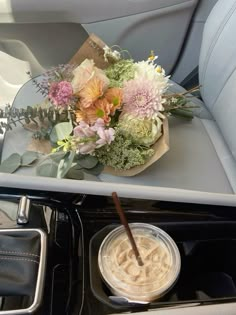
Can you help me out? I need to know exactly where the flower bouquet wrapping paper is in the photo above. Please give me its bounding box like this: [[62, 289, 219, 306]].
[[68, 34, 170, 176], [0, 34, 196, 179]]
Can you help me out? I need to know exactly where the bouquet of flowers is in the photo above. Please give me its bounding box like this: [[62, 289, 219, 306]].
[[0, 36, 197, 179]]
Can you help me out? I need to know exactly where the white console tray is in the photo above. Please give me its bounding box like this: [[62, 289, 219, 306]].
[[1, 77, 236, 207]]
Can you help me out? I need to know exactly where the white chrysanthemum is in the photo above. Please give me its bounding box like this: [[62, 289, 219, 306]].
[[134, 60, 169, 93], [103, 45, 121, 62]]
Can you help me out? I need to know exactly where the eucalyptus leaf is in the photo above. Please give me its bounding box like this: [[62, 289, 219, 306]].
[[66, 166, 84, 180], [0, 153, 21, 173], [77, 155, 98, 169], [57, 151, 75, 178], [82, 162, 104, 175], [21, 151, 38, 166], [36, 161, 58, 177], [72, 162, 83, 170], [49, 151, 66, 163], [50, 121, 73, 143]]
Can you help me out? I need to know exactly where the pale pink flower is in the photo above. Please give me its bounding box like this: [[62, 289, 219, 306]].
[[96, 127, 115, 147], [49, 81, 73, 107], [92, 118, 105, 131], [73, 121, 97, 155], [71, 59, 94, 93], [73, 119, 114, 154], [78, 142, 97, 154], [73, 121, 96, 138], [71, 59, 109, 94], [122, 76, 163, 118]]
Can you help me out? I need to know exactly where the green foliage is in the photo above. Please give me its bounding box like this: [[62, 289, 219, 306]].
[[36, 152, 65, 177], [66, 165, 84, 180], [0, 151, 39, 173], [35, 151, 103, 179], [95, 131, 154, 170], [76, 155, 98, 169], [105, 59, 135, 87], [74, 154, 104, 176], [0, 153, 22, 173], [57, 151, 75, 178], [0, 104, 74, 139], [0, 149, 104, 178], [21, 151, 38, 166], [169, 108, 194, 119], [36, 161, 58, 177], [33, 127, 52, 140], [50, 121, 73, 143], [82, 162, 104, 175], [164, 89, 199, 119]]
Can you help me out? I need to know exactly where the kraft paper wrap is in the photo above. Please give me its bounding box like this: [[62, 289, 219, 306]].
[[27, 34, 169, 175], [103, 118, 169, 176], [69, 33, 109, 69]]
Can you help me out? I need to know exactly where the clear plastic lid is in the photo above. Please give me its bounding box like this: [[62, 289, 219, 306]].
[[98, 223, 181, 302]]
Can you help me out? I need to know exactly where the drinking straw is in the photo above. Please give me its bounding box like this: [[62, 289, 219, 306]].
[[112, 192, 144, 266]]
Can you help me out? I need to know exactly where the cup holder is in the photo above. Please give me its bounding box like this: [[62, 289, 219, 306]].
[[0, 229, 47, 314], [89, 224, 180, 311], [89, 223, 236, 311]]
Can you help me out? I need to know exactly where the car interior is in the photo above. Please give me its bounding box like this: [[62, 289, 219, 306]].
[[0, 0, 236, 314]]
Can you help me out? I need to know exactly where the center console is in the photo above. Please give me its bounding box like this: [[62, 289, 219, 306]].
[[0, 189, 82, 315], [78, 196, 236, 315], [0, 189, 235, 315]]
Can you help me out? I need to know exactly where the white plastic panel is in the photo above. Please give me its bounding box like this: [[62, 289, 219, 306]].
[[2, 173, 236, 207], [1, 0, 198, 23], [0, 0, 198, 74], [0, 23, 88, 69], [83, 0, 198, 73]]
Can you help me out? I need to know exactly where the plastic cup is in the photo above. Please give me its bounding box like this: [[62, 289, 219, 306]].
[[98, 223, 181, 303]]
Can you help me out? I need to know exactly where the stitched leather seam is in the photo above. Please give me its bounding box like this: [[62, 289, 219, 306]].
[[0, 250, 39, 257], [201, 2, 236, 96], [0, 257, 39, 264]]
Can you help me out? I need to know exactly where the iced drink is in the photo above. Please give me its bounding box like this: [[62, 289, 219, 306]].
[[98, 223, 181, 302]]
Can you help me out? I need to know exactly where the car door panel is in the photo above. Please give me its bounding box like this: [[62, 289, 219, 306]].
[[3, 0, 199, 23], [0, 0, 198, 74], [82, 0, 198, 73]]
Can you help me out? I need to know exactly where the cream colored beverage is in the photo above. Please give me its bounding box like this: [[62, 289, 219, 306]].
[[98, 223, 181, 302]]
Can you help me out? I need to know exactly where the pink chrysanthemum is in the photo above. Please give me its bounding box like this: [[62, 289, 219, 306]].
[[122, 77, 163, 118], [49, 81, 73, 107]]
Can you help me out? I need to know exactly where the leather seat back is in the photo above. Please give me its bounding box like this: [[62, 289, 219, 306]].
[[199, 0, 236, 159]]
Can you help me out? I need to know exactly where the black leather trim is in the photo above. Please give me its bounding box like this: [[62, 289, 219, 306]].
[[181, 66, 199, 90], [0, 230, 40, 296]]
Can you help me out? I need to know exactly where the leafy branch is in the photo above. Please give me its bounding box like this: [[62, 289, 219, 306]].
[[0, 104, 76, 139], [163, 85, 200, 119], [27, 72, 49, 96]]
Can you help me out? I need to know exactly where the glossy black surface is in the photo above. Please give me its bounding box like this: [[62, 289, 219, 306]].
[[78, 196, 236, 314], [0, 188, 236, 314], [0, 189, 81, 315]]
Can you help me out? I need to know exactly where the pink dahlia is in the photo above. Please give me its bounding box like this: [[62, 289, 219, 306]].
[[49, 81, 73, 107], [122, 76, 163, 118]]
